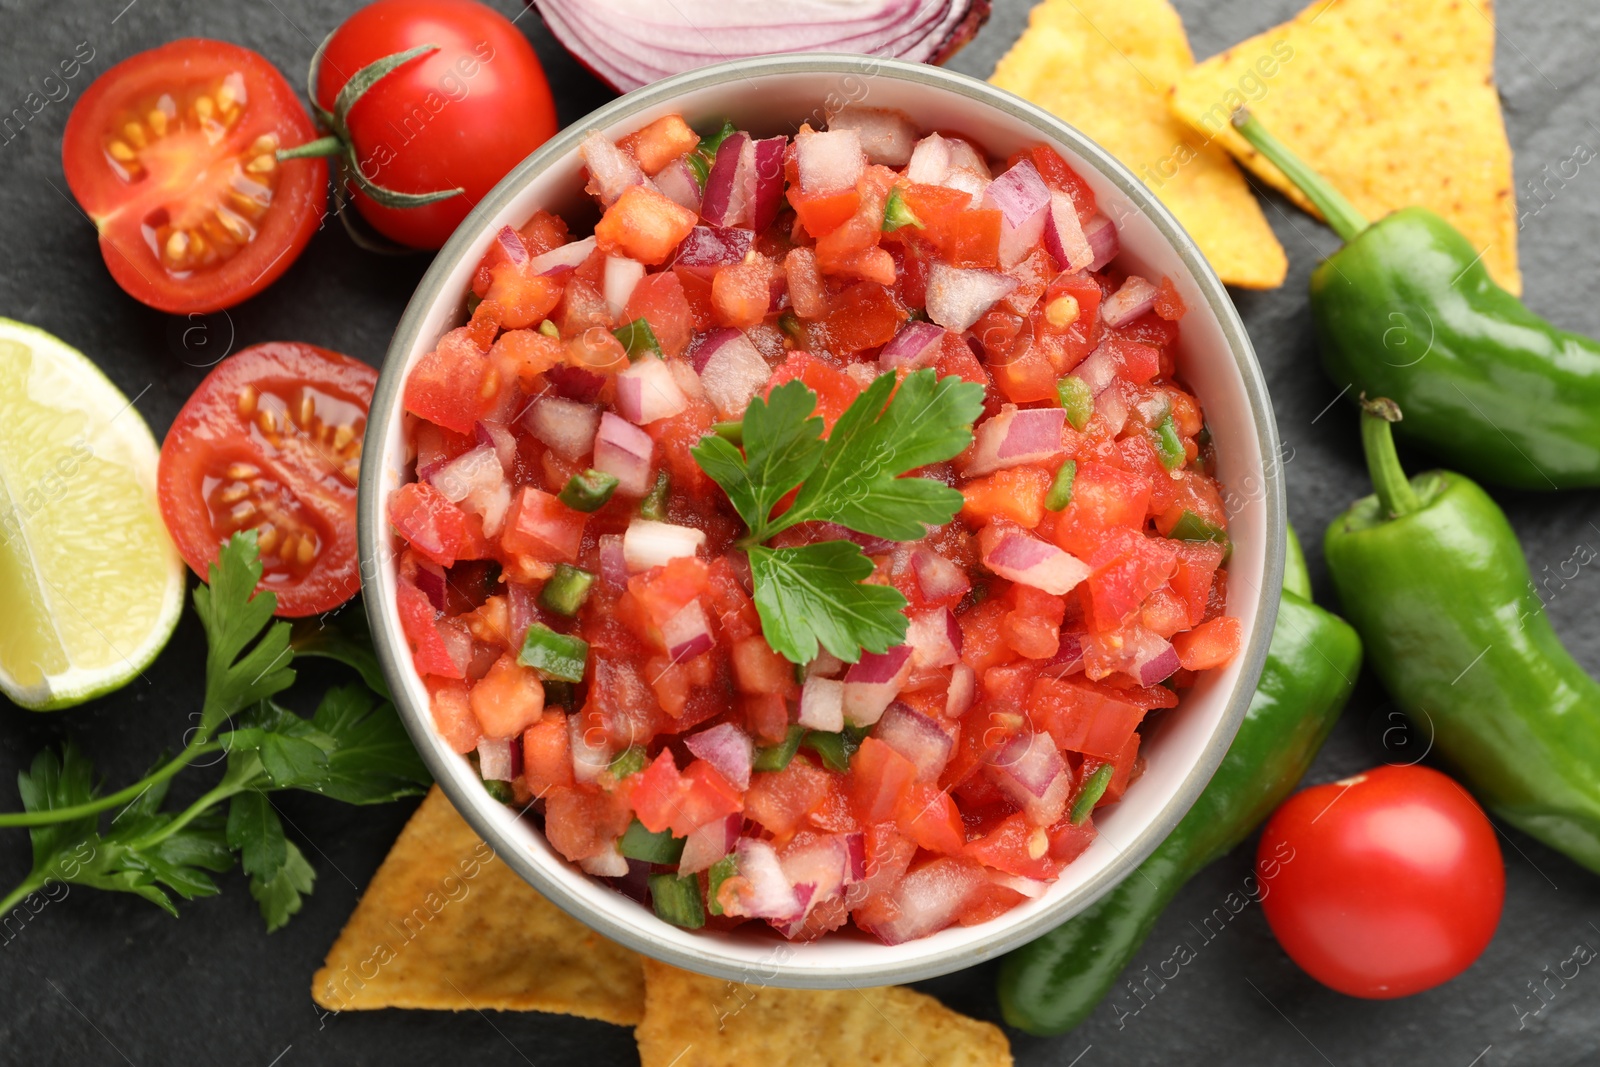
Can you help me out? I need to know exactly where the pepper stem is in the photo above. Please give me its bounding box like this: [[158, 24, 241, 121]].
[[1359, 395, 1420, 518], [1230, 109, 1369, 242]]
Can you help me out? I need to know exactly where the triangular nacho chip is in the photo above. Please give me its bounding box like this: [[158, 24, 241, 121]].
[[1171, 0, 1520, 293], [311, 786, 645, 1025], [991, 0, 1288, 289], [634, 958, 1013, 1067]]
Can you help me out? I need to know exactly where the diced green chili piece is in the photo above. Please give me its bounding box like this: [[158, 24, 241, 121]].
[[1153, 414, 1186, 471], [608, 746, 647, 780], [706, 853, 738, 916], [1045, 460, 1078, 512], [1057, 375, 1094, 431], [558, 469, 619, 513], [1070, 763, 1116, 824], [882, 187, 924, 232], [778, 309, 805, 345], [619, 818, 684, 864], [518, 623, 589, 683], [613, 317, 663, 361], [801, 730, 859, 774], [690, 119, 737, 188], [712, 420, 744, 446], [649, 872, 706, 929], [752, 724, 806, 772], [686, 151, 710, 188], [482, 778, 514, 804], [540, 563, 596, 617], [538, 319, 559, 338], [639, 469, 671, 521], [1167, 510, 1229, 546]]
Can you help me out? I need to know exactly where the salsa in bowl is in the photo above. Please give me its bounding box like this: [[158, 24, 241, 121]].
[[361, 54, 1283, 988]]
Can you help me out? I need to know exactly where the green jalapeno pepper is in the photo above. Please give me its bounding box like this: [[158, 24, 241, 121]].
[[1325, 397, 1600, 873], [1233, 110, 1600, 490], [997, 527, 1361, 1035]]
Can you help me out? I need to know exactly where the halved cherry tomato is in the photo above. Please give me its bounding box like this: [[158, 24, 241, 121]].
[[158, 342, 377, 616], [62, 39, 327, 314]]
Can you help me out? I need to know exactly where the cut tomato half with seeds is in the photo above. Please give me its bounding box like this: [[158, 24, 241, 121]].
[[62, 39, 327, 314], [158, 342, 376, 616]]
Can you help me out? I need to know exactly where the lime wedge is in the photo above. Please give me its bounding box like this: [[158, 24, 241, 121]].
[[0, 319, 184, 710]]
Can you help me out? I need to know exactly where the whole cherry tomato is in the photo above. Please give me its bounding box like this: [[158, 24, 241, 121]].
[[1257, 763, 1504, 999]]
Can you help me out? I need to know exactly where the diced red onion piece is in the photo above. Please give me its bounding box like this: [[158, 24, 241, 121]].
[[806, 650, 845, 679], [750, 136, 787, 232], [439, 620, 472, 676], [797, 676, 845, 732], [1074, 339, 1119, 396], [413, 563, 447, 611], [1101, 275, 1159, 328], [529, 236, 597, 275], [1043, 631, 1086, 676], [796, 127, 863, 195], [476, 737, 514, 781], [988, 732, 1071, 825], [946, 662, 977, 718], [878, 321, 946, 370], [989, 870, 1051, 899], [678, 813, 740, 875], [905, 608, 961, 669], [1095, 383, 1129, 436], [685, 723, 753, 792], [546, 364, 605, 402], [579, 839, 630, 877], [623, 518, 706, 572], [859, 858, 985, 945], [593, 411, 655, 495], [843, 832, 867, 883], [507, 582, 537, 650], [925, 262, 1019, 331], [429, 445, 510, 537], [673, 225, 754, 277], [842, 645, 913, 727], [1084, 213, 1119, 271], [662, 599, 715, 663], [569, 714, 611, 784], [598, 534, 627, 590], [580, 131, 645, 206], [603, 255, 646, 318], [911, 546, 972, 602], [982, 527, 1091, 595], [654, 158, 702, 212], [983, 159, 1052, 269], [701, 132, 751, 227], [695, 328, 771, 418], [615, 357, 689, 425], [526, 397, 601, 460], [493, 225, 528, 267], [962, 405, 1066, 478], [905, 132, 952, 185], [1044, 191, 1094, 273], [945, 137, 992, 180], [778, 835, 851, 910], [825, 106, 919, 166], [1127, 627, 1181, 686], [724, 838, 802, 920], [475, 420, 516, 471], [875, 702, 954, 781]]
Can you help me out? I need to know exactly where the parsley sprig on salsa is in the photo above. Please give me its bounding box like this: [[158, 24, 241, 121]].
[[692, 368, 984, 664]]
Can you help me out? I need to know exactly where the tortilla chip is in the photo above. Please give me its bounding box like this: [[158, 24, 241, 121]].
[[311, 786, 645, 1025], [991, 0, 1287, 289], [1171, 0, 1520, 293], [634, 958, 1012, 1067]]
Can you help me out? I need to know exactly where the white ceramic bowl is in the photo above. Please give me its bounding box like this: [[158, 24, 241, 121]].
[[359, 53, 1284, 989]]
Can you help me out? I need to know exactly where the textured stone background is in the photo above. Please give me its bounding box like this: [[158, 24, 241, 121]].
[[1, 0, 1597, 1063]]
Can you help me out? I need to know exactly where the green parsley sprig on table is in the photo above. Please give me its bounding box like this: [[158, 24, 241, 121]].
[[692, 368, 984, 664], [0, 533, 430, 931]]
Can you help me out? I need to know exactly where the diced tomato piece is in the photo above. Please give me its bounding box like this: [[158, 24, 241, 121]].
[[886, 237, 932, 311], [730, 635, 796, 696], [764, 352, 862, 430], [1002, 585, 1067, 660], [485, 262, 564, 330], [545, 785, 633, 862], [742, 692, 791, 746], [827, 246, 896, 286], [470, 654, 545, 739], [850, 737, 918, 825], [1140, 587, 1193, 639], [788, 185, 860, 238], [1155, 470, 1228, 537], [960, 467, 1051, 528], [957, 881, 1029, 927], [897, 781, 965, 854], [934, 331, 994, 395], [805, 773, 861, 835], [1105, 335, 1160, 385], [706, 559, 761, 642], [427, 678, 478, 752], [490, 328, 564, 387], [845, 824, 917, 914], [501, 487, 586, 563], [712, 257, 772, 328], [523, 714, 574, 795], [815, 166, 893, 272], [1168, 541, 1225, 626], [1086, 531, 1179, 632], [1154, 276, 1186, 320], [594, 185, 699, 265], [820, 281, 906, 354], [745, 757, 830, 838], [1031, 145, 1097, 222], [671, 266, 718, 332], [618, 114, 699, 174], [585, 657, 670, 751], [1037, 271, 1104, 372], [783, 248, 829, 319], [389, 481, 469, 568], [1029, 675, 1148, 759], [627, 750, 684, 834], [1079, 732, 1140, 808], [1173, 615, 1242, 671], [413, 422, 475, 476], [949, 208, 1002, 270], [403, 328, 491, 435], [557, 276, 613, 335], [990, 341, 1060, 404], [966, 810, 1061, 880], [959, 598, 1017, 674], [517, 209, 569, 257], [629, 557, 711, 626], [970, 307, 1023, 361], [624, 271, 695, 357], [982, 661, 1039, 706], [1051, 462, 1151, 559], [1048, 813, 1099, 864], [900, 184, 973, 254]]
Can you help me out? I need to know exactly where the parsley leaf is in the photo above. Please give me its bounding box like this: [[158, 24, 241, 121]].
[[195, 532, 296, 732], [227, 791, 314, 932], [747, 543, 912, 663], [691, 378, 826, 538]]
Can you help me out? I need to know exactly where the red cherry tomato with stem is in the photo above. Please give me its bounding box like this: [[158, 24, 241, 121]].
[[1257, 763, 1504, 999]]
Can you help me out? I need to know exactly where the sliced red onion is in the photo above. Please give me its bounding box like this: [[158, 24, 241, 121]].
[[685, 723, 753, 792], [701, 131, 752, 227], [1044, 191, 1094, 273], [623, 518, 706, 572], [673, 225, 754, 277], [798, 675, 845, 732], [695, 328, 771, 419], [615, 357, 689, 425], [598, 534, 627, 590], [988, 732, 1071, 825], [723, 838, 802, 920], [593, 411, 655, 496], [796, 127, 863, 195], [654, 157, 702, 213], [982, 526, 1091, 595], [1073, 339, 1120, 396], [475, 420, 516, 472], [1084, 213, 1119, 271], [875, 702, 954, 781], [662, 598, 715, 662], [859, 857, 985, 945], [546, 364, 605, 402], [529, 236, 597, 276], [905, 132, 952, 185], [751, 136, 787, 232], [526, 397, 601, 460], [946, 662, 977, 718], [911, 546, 971, 602], [476, 736, 514, 781], [603, 255, 646, 318], [989, 870, 1051, 899], [569, 713, 611, 784], [678, 813, 740, 875], [579, 839, 631, 877], [1101, 275, 1158, 328], [905, 608, 961, 669], [925, 262, 1018, 331], [962, 405, 1066, 478], [429, 445, 511, 537], [983, 159, 1051, 269], [580, 130, 645, 206], [825, 106, 919, 166], [492, 225, 528, 267], [842, 645, 913, 727], [878, 321, 946, 371]]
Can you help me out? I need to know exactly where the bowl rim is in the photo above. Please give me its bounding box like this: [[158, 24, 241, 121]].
[[358, 51, 1285, 987]]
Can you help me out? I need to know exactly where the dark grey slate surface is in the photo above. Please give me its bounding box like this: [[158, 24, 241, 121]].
[[1, 0, 1597, 1063]]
